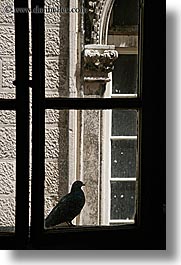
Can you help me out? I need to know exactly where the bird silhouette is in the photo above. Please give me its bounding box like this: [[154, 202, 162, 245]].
[[45, 181, 85, 228]]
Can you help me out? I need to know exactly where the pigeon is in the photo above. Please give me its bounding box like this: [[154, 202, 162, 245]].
[[45, 181, 85, 228]]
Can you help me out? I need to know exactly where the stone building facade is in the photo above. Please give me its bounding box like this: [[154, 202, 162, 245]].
[[0, 0, 139, 229], [0, 0, 16, 230]]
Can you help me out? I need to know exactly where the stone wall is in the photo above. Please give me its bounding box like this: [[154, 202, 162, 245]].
[[0, 0, 16, 230], [0, 110, 16, 230], [0, 0, 15, 99]]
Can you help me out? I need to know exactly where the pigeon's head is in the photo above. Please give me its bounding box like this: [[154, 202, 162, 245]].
[[71, 180, 85, 192]]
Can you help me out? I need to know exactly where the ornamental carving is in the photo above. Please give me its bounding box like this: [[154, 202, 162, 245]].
[[83, 44, 118, 95], [83, 1, 116, 96], [85, 0, 115, 44], [85, 0, 106, 44], [84, 46, 118, 73]]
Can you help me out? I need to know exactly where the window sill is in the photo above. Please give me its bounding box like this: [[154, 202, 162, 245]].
[[44, 223, 138, 234]]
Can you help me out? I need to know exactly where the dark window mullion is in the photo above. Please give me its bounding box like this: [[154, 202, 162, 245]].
[[45, 98, 142, 110], [30, 0, 45, 247], [14, 0, 29, 248], [0, 99, 16, 110]]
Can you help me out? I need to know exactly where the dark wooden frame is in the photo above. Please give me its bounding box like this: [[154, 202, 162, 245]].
[[0, 0, 30, 249], [0, 0, 165, 249]]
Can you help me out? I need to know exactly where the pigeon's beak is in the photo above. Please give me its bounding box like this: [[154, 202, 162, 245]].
[[82, 183, 85, 186]]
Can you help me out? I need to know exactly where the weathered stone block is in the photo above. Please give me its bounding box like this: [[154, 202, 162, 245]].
[[81, 177, 99, 225], [45, 58, 69, 94], [83, 134, 100, 161], [83, 160, 99, 182], [0, 162, 15, 195], [45, 59, 59, 91], [45, 160, 59, 195], [45, 109, 60, 124], [45, 109, 68, 126], [45, 27, 60, 56], [45, 26, 68, 57], [58, 58, 69, 90], [44, 0, 61, 24], [59, 110, 69, 126], [0, 26, 15, 55], [0, 128, 16, 159], [83, 110, 100, 161], [1, 58, 15, 89], [0, 0, 14, 24], [0, 197, 15, 227], [45, 167, 68, 194], [84, 110, 100, 135], [45, 127, 68, 159], [45, 127, 60, 158], [0, 93, 15, 99], [45, 91, 60, 98], [59, 129, 69, 159], [0, 57, 2, 89], [0, 110, 16, 125], [81, 160, 99, 225]]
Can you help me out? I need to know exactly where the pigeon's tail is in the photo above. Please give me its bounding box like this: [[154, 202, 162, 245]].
[[45, 205, 65, 228], [45, 212, 58, 228], [44, 216, 52, 228]]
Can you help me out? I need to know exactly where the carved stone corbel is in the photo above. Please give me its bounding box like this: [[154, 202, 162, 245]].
[[83, 44, 118, 96]]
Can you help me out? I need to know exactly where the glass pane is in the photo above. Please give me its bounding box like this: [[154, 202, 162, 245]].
[[113, 0, 139, 26], [0, 2, 15, 98], [112, 55, 138, 94], [111, 181, 136, 220], [112, 110, 137, 136], [45, 109, 69, 218], [111, 140, 137, 178], [45, 0, 69, 98], [44, 109, 102, 227], [44, 109, 139, 227], [44, 0, 140, 98], [0, 110, 16, 232]]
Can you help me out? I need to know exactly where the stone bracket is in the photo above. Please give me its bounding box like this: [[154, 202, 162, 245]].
[[83, 44, 118, 96]]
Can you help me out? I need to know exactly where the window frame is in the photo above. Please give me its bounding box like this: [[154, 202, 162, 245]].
[[0, 0, 30, 249], [30, 0, 166, 250], [0, 0, 166, 250]]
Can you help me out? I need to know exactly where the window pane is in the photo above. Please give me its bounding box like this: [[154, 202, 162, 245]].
[[0, 110, 16, 232], [45, 109, 69, 219], [112, 55, 138, 94], [44, 109, 102, 227], [113, 0, 139, 26], [111, 140, 137, 178], [111, 181, 136, 220], [45, 0, 69, 98], [112, 110, 137, 136], [44, 110, 139, 227]]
